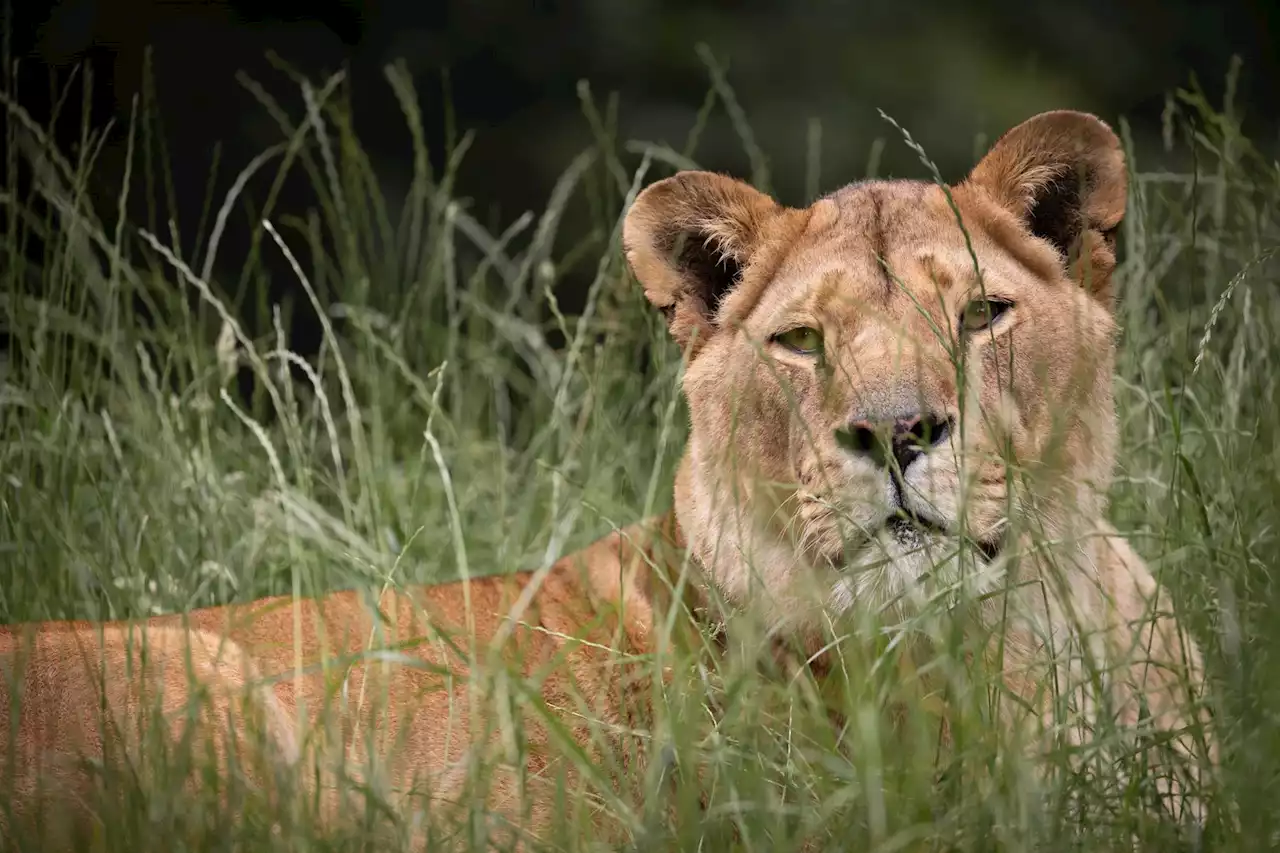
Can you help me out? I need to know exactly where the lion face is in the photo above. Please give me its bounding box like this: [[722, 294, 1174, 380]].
[[623, 111, 1129, 635]]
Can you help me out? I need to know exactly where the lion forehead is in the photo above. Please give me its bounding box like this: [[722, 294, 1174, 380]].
[[746, 184, 1000, 330]]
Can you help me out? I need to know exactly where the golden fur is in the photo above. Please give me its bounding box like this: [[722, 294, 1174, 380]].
[[0, 111, 1211, 847]]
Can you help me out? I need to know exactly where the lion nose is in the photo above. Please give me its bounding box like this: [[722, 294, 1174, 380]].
[[836, 413, 952, 471]]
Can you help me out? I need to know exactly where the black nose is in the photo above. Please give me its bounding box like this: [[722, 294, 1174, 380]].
[[836, 413, 952, 471]]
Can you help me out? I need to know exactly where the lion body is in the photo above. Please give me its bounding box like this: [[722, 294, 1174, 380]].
[[0, 111, 1211, 847], [0, 521, 674, 847]]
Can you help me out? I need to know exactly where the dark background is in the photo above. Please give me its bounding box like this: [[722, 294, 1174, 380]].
[[4, 0, 1278, 343]]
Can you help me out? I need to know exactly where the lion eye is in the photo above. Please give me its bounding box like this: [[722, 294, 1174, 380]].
[[958, 298, 1012, 335], [773, 326, 823, 355]]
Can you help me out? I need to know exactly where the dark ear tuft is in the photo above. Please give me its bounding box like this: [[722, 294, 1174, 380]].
[[668, 228, 744, 317], [1026, 168, 1085, 259]]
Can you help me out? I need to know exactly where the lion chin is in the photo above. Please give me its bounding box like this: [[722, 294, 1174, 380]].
[[824, 516, 1007, 621], [822, 458, 1011, 619], [791, 467, 1010, 622]]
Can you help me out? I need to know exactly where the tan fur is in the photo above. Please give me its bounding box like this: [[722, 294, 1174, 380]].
[[0, 111, 1212, 847]]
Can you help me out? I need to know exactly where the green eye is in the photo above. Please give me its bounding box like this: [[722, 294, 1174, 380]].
[[959, 298, 1013, 334], [774, 326, 823, 355]]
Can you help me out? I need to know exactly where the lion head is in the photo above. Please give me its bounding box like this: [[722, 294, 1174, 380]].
[[622, 111, 1129, 639]]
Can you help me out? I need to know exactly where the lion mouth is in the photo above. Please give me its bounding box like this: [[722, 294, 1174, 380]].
[[887, 511, 1002, 562]]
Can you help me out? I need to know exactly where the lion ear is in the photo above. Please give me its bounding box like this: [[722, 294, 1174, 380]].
[[623, 171, 784, 353], [963, 110, 1127, 297]]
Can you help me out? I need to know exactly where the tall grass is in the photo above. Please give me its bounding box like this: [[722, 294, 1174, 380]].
[[0, 56, 1276, 851]]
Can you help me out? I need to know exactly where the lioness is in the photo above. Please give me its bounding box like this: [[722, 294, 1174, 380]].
[[0, 110, 1210, 848]]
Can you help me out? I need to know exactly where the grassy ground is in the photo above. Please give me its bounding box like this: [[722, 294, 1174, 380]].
[[2, 61, 1277, 851]]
